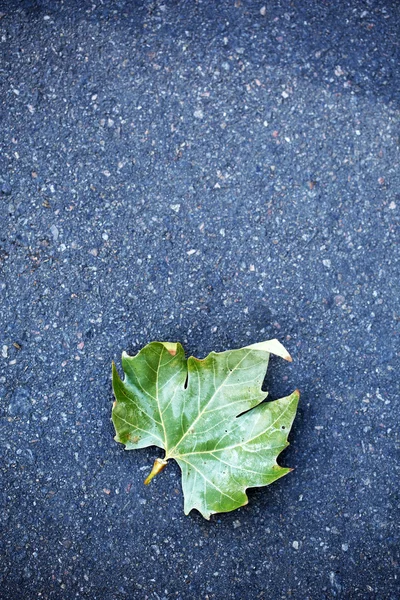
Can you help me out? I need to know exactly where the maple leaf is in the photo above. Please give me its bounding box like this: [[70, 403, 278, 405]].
[[112, 340, 299, 519]]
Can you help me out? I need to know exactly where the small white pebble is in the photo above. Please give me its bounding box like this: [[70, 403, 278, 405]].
[[170, 204, 181, 213], [322, 259, 331, 268], [233, 520, 241, 529], [292, 541, 299, 550], [194, 109, 204, 119], [342, 543, 349, 551], [2, 345, 8, 358], [260, 6, 267, 16], [389, 201, 396, 210], [187, 249, 196, 256], [50, 224, 59, 241]]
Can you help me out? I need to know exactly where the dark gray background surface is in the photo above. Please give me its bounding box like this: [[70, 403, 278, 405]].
[[1, 1, 399, 598]]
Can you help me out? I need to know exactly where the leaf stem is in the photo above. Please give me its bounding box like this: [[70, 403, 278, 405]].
[[144, 458, 168, 485]]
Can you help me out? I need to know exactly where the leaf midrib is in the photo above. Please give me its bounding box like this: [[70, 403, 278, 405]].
[[156, 346, 169, 453]]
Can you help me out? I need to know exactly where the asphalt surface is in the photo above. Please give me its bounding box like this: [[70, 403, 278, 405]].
[[1, 1, 399, 598]]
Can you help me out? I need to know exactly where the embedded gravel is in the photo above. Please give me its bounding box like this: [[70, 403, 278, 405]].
[[1, 1, 399, 599]]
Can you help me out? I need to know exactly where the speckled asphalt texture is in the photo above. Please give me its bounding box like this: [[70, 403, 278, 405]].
[[1, 0, 399, 598]]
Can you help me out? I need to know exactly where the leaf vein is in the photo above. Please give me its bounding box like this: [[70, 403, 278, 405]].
[[156, 346, 168, 452], [158, 365, 185, 393], [115, 386, 162, 426], [178, 457, 237, 503], [210, 452, 269, 476], [169, 350, 253, 454], [113, 413, 164, 445], [177, 395, 296, 456]]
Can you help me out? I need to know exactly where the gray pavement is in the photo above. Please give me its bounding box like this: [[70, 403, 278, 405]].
[[1, 1, 399, 598]]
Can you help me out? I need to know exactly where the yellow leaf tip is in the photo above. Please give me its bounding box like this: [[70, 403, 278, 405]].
[[245, 339, 293, 362], [161, 342, 178, 356]]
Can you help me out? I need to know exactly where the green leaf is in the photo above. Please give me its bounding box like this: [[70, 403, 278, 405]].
[[112, 340, 299, 519]]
